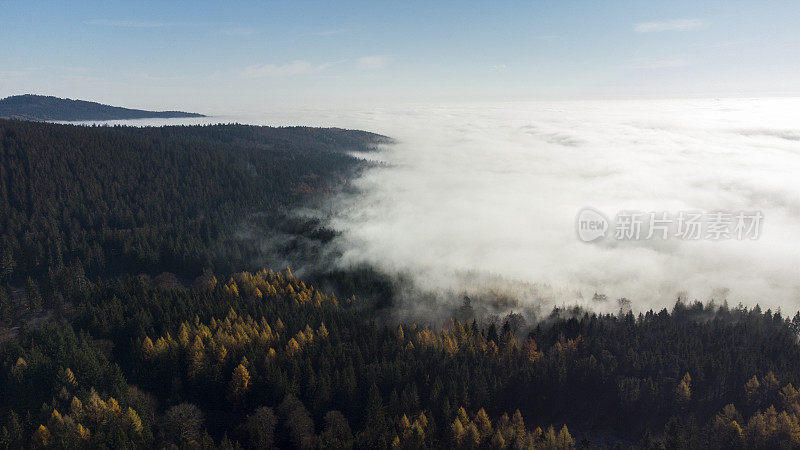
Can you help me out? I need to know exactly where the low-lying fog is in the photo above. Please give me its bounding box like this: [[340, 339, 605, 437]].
[[88, 98, 800, 314]]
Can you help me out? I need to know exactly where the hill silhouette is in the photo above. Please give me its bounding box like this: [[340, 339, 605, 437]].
[[0, 94, 205, 121]]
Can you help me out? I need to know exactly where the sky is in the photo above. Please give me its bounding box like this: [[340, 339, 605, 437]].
[[2, 1, 800, 113]]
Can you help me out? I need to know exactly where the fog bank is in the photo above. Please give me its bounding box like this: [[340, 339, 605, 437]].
[[326, 98, 800, 314]]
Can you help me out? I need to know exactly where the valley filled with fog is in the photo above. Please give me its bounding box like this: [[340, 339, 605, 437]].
[[91, 97, 800, 314]]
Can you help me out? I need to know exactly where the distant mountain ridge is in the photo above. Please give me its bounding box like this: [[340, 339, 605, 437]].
[[0, 94, 205, 121]]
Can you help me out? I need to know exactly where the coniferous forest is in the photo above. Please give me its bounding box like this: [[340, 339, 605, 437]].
[[0, 95, 205, 121], [4, 118, 800, 449]]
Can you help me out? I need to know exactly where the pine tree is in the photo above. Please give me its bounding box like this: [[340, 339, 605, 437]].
[[0, 245, 15, 281], [2, 412, 23, 449], [26, 277, 42, 312], [0, 287, 11, 326], [357, 384, 389, 449]]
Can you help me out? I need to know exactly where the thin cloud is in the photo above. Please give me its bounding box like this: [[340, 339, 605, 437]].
[[242, 60, 335, 78], [0, 70, 27, 78], [84, 19, 177, 28], [635, 19, 707, 33], [695, 40, 751, 49], [221, 27, 258, 36], [138, 73, 186, 81], [11, 65, 90, 77], [56, 66, 87, 73], [356, 56, 391, 70], [309, 29, 346, 36], [629, 57, 691, 69]]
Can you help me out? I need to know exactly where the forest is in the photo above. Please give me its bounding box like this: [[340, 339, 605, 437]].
[[2, 118, 800, 449], [0, 95, 204, 122]]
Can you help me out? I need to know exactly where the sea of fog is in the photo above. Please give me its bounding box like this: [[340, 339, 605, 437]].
[[82, 98, 800, 314]]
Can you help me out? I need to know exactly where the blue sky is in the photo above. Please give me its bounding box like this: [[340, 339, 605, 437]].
[[2, 0, 799, 112]]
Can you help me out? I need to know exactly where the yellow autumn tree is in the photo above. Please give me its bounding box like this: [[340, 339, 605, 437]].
[[490, 430, 505, 449], [178, 323, 190, 347], [676, 373, 692, 405], [317, 322, 329, 340], [141, 336, 155, 360], [230, 363, 251, 401], [712, 407, 745, 449], [126, 407, 143, 434], [187, 335, 206, 379], [31, 425, 52, 448], [466, 422, 481, 447], [286, 337, 301, 356], [523, 338, 542, 363], [451, 418, 466, 446], [745, 375, 761, 402], [76, 423, 91, 440], [61, 367, 77, 388], [556, 425, 574, 449], [781, 383, 800, 410], [475, 408, 493, 438], [399, 414, 411, 431], [70, 396, 84, 419]]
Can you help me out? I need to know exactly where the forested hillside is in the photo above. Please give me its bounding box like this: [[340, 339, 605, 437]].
[[0, 119, 385, 282], [2, 119, 800, 449], [0, 95, 204, 121], [4, 269, 800, 449]]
